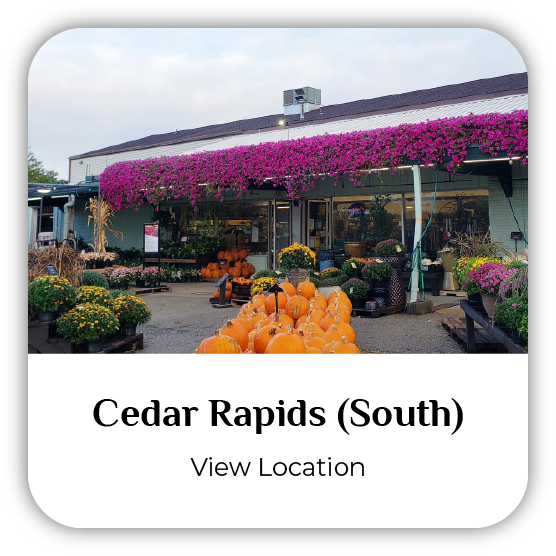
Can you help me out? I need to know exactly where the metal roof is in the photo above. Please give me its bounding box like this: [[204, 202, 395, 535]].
[[28, 182, 99, 199], [183, 94, 528, 155]]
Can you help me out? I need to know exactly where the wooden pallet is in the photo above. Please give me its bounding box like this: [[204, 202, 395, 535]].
[[351, 303, 405, 318], [439, 290, 467, 297], [98, 333, 144, 353], [209, 298, 233, 308], [441, 316, 503, 352], [129, 285, 172, 295], [231, 297, 250, 307]]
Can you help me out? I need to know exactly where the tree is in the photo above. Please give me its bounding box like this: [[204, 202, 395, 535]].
[[28, 148, 67, 184]]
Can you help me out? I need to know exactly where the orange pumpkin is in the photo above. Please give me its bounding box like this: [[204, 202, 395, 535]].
[[241, 261, 249, 268], [265, 324, 307, 354], [330, 336, 361, 354], [332, 317, 355, 343], [304, 333, 327, 351], [310, 291, 328, 312], [322, 340, 339, 354], [238, 249, 248, 260], [247, 265, 255, 275], [201, 268, 207, 277], [295, 309, 323, 329], [220, 319, 249, 351], [297, 277, 316, 299], [235, 261, 242, 268], [268, 309, 295, 328], [244, 333, 257, 354], [217, 251, 225, 260], [285, 295, 310, 320], [265, 291, 289, 314], [254, 324, 285, 353], [213, 291, 220, 299], [251, 294, 267, 309], [212, 270, 221, 278], [297, 321, 325, 337], [279, 277, 297, 297], [197, 330, 242, 354], [305, 346, 323, 354], [319, 309, 337, 332], [323, 325, 344, 345], [225, 290, 232, 298], [241, 267, 250, 276]]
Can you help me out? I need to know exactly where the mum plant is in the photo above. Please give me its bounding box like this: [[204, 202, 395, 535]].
[[494, 294, 528, 330], [452, 256, 500, 287], [107, 267, 133, 288], [278, 243, 316, 270], [252, 269, 279, 280], [465, 262, 516, 296], [112, 295, 152, 327], [341, 278, 370, 301], [251, 276, 278, 295], [57, 303, 119, 344], [361, 259, 394, 280], [341, 257, 369, 276], [81, 271, 109, 289], [76, 286, 113, 308], [319, 274, 349, 288], [28, 276, 77, 312], [320, 267, 342, 279], [375, 239, 407, 257]]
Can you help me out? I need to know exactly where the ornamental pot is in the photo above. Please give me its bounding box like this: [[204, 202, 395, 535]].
[[372, 296, 389, 309], [351, 298, 364, 309], [481, 293, 497, 319], [286, 268, 310, 288], [185, 275, 192, 282], [38, 308, 59, 322], [86, 337, 105, 353], [94, 260, 105, 269], [371, 277, 389, 288], [380, 256, 404, 308], [147, 281, 157, 288], [370, 286, 390, 298], [343, 241, 367, 259], [136, 279, 146, 288], [467, 292, 481, 304], [124, 323, 137, 337]]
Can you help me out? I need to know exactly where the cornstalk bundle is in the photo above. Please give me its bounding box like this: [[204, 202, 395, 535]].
[[28, 246, 84, 286], [86, 197, 123, 253]]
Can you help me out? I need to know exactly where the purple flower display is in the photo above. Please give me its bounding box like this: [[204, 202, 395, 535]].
[[99, 111, 528, 211], [466, 262, 517, 295]]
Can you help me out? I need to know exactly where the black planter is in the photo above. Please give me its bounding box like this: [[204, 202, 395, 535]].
[[94, 260, 105, 269], [370, 286, 390, 298], [124, 323, 137, 337], [511, 328, 526, 345], [86, 337, 105, 353], [85, 261, 93, 269], [136, 279, 146, 288], [185, 275, 192, 283], [364, 277, 389, 288], [468, 292, 481, 304], [120, 283, 128, 290], [147, 281, 157, 288], [38, 308, 59, 322], [351, 298, 365, 309]]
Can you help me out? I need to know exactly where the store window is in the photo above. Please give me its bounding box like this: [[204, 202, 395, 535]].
[[403, 190, 489, 256], [333, 194, 403, 250]]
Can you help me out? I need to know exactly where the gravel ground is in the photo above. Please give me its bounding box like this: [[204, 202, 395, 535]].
[[136, 282, 463, 354]]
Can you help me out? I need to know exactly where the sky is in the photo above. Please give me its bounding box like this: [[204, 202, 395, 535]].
[[28, 28, 526, 181]]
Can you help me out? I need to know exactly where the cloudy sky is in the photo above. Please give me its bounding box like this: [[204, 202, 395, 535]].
[[28, 28, 526, 180]]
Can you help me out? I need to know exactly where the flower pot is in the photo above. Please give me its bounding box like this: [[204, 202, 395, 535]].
[[147, 281, 157, 288], [511, 328, 526, 345], [136, 279, 146, 288], [370, 286, 390, 298], [286, 268, 310, 288], [380, 256, 404, 307], [185, 275, 192, 283], [86, 337, 105, 353], [124, 323, 137, 337], [369, 277, 389, 288], [104, 260, 112, 268], [373, 296, 389, 309], [38, 308, 59, 322], [94, 260, 105, 269], [343, 241, 367, 259], [481, 293, 497, 319], [85, 261, 93, 269], [351, 298, 365, 309], [467, 292, 481, 304], [120, 283, 128, 290]]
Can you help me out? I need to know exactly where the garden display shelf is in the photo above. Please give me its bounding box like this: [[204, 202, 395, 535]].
[[128, 285, 171, 295]]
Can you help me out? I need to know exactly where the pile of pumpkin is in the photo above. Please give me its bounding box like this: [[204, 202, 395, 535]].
[[196, 277, 361, 354], [200, 248, 255, 279], [213, 277, 253, 300]]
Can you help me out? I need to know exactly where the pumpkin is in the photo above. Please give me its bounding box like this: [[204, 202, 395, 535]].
[[310, 291, 328, 312], [285, 295, 310, 320], [197, 330, 242, 354], [220, 319, 249, 351], [225, 290, 232, 298], [319, 309, 337, 332], [217, 251, 225, 260], [304, 333, 327, 350], [265, 324, 307, 354], [254, 324, 285, 353], [213, 291, 220, 299], [251, 294, 267, 309], [238, 249, 248, 260], [296, 321, 325, 337], [306, 346, 323, 354], [332, 317, 355, 343], [331, 299, 351, 323], [268, 309, 295, 328], [279, 277, 297, 297], [297, 277, 316, 299], [241, 267, 250, 276], [232, 252, 239, 262], [232, 293, 238, 299], [330, 336, 361, 354], [235, 261, 242, 268], [200, 268, 207, 277], [322, 340, 339, 354], [247, 265, 255, 275], [212, 270, 221, 278], [226, 282, 232, 291], [323, 325, 344, 345], [295, 309, 323, 329], [265, 291, 289, 314], [244, 333, 257, 354]]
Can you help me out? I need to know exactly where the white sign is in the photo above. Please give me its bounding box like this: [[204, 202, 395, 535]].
[[144, 224, 159, 252]]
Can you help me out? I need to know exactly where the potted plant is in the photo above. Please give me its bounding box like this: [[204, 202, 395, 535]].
[[494, 294, 528, 344], [375, 239, 407, 257], [361, 259, 393, 287], [278, 243, 316, 288], [57, 302, 119, 352], [374, 239, 407, 307], [340, 278, 370, 309], [28, 276, 77, 321], [107, 267, 132, 290], [341, 257, 368, 278], [112, 294, 152, 336], [465, 262, 516, 319], [452, 256, 501, 302], [76, 286, 113, 309], [100, 251, 117, 267]]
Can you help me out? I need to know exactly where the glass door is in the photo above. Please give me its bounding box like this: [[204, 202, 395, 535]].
[[306, 199, 330, 256], [269, 200, 292, 268]]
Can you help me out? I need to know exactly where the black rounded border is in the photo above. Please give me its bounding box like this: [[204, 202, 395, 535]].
[[11, 2, 555, 555]]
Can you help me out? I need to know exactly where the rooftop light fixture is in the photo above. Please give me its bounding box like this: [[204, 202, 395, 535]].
[[37, 188, 51, 193], [278, 120, 290, 140]]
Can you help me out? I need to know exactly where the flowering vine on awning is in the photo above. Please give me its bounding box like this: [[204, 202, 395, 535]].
[[100, 110, 528, 211]]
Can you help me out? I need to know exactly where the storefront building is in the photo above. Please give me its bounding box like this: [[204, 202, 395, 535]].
[[60, 73, 528, 268]]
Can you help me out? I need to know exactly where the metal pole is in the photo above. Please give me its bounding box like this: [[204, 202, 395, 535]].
[[38, 194, 43, 235], [97, 189, 101, 253], [410, 165, 422, 303]]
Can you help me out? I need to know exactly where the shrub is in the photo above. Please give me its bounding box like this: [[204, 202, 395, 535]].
[[112, 295, 152, 326], [82, 271, 109, 289], [76, 286, 113, 308], [518, 312, 528, 345], [375, 239, 407, 256], [494, 295, 528, 330], [110, 289, 127, 299], [362, 259, 393, 280]]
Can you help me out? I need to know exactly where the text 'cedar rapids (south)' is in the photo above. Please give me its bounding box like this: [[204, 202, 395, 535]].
[[190, 457, 365, 477]]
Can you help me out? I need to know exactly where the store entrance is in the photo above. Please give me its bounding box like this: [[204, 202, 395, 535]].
[[305, 199, 331, 256], [269, 200, 292, 268]]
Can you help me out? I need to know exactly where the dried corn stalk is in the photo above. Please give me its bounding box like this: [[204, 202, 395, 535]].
[[28, 246, 85, 286], [86, 197, 123, 253]]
